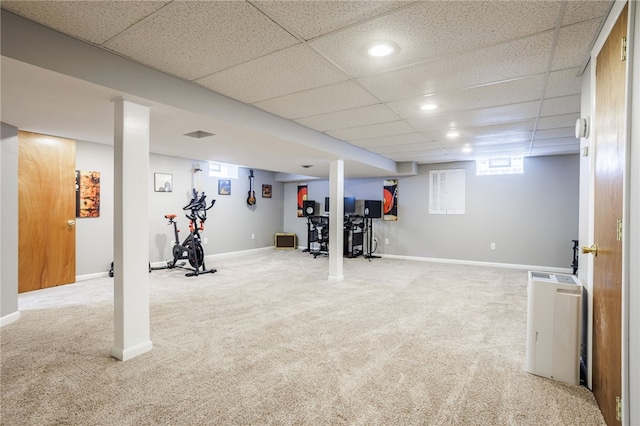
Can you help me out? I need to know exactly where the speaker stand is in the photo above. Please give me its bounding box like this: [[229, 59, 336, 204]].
[[364, 217, 380, 262]]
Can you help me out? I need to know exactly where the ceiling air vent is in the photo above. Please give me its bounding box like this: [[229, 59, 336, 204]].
[[184, 130, 215, 139]]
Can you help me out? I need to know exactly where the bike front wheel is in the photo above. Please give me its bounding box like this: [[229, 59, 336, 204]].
[[184, 239, 204, 268]]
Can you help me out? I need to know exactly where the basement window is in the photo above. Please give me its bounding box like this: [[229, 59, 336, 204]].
[[476, 156, 524, 176], [429, 169, 465, 215], [208, 161, 238, 179]]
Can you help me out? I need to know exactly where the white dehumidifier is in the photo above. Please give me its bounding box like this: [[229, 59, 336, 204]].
[[526, 271, 582, 385]]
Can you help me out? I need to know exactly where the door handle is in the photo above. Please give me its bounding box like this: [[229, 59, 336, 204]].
[[582, 244, 598, 257], [67, 220, 76, 226]]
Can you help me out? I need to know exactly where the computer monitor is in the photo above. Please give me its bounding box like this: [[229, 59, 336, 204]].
[[344, 196, 356, 215], [325, 196, 357, 214]]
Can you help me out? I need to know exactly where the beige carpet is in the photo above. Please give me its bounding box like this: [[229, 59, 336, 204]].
[[1, 250, 605, 425]]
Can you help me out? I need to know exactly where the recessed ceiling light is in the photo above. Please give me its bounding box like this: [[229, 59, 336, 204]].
[[367, 42, 396, 57], [447, 130, 460, 138], [420, 103, 438, 111], [461, 146, 473, 153]]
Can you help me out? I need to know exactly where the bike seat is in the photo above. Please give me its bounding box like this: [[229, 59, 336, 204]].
[[165, 214, 177, 219]]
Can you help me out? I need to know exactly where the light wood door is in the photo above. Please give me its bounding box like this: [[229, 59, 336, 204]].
[[592, 3, 627, 425], [18, 131, 76, 293]]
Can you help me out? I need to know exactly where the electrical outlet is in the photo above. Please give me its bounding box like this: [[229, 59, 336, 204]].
[[203, 238, 208, 244], [385, 238, 389, 245], [251, 234, 255, 240], [490, 243, 496, 250]]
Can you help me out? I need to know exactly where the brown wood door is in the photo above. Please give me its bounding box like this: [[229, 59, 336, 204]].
[[18, 131, 76, 293], [592, 3, 627, 425]]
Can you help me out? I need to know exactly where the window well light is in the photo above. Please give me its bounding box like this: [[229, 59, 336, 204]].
[[368, 42, 395, 57]]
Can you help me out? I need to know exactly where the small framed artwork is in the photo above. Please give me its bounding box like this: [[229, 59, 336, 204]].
[[262, 184, 272, 198], [383, 179, 398, 221], [154, 173, 173, 192], [218, 179, 231, 195], [76, 170, 100, 217]]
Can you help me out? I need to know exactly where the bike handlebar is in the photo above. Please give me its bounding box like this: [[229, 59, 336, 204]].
[[182, 191, 216, 223]]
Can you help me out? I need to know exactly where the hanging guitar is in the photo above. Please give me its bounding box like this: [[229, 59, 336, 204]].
[[247, 169, 256, 206]]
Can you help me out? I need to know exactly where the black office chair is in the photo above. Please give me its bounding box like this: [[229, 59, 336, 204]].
[[312, 217, 329, 258]]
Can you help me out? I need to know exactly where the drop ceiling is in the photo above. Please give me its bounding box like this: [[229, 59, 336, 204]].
[[0, 1, 613, 179]]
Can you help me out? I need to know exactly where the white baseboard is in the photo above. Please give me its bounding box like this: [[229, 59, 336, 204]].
[[204, 246, 273, 262], [379, 254, 573, 274], [111, 340, 153, 361], [149, 246, 274, 270], [1, 310, 21, 327], [76, 272, 109, 281]]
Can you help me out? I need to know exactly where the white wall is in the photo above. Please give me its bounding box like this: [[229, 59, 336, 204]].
[[147, 156, 284, 262], [75, 140, 285, 276], [76, 141, 114, 276], [0, 123, 19, 323], [284, 155, 579, 270]]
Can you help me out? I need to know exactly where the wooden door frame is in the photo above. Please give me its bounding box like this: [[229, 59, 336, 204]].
[[586, 1, 633, 423]]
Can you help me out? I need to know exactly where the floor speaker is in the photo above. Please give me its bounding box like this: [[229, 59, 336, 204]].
[[275, 233, 297, 249], [364, 200, 382, 218], [303, 200, 317, 216]]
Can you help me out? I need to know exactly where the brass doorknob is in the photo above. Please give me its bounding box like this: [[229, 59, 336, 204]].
[[67, 220, 76, 226], [582, 244, 598, 256]]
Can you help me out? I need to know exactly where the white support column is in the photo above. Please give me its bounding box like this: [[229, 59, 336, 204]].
[[112, 99, 152, 361], [328, 159, 344, 282]]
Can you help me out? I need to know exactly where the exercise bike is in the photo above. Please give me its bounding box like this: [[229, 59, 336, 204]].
[[161, 190, 217, 277]]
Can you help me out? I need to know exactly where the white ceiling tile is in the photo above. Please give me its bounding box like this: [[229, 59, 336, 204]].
[[253, 1, 413, 40], [196, 44, 348, 104], [409, 102, 539, 133], [546, 68, 582, 98], [535, 127, 576, 140], [310, 1, 559, 78], [530, 144, 580, 156], [1, 1, 169, 44], [380, 147, 447, 158], [295, 104, 401, 132], [552, 19, 604, 70], [540, 95, 581, 116], [391, 152, 452, 163], [103, 1, 299, 80], [471, 132, 533, 146], [350, 133, 430, 149], [370, 142, 442, 154], [388, 75, 545, 120], [467, 142, 531, 153], [253, 81, 379, 120], [537, 113, 580, 130], [360, 32, 553, 102], [327, 121, 416, 141], [563, 1, 613, 26], [533, 137, 580, 147]]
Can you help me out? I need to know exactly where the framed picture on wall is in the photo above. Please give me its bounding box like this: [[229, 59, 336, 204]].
[[262, 184, 272, 198], [297, 183, 307, 217], [76, 170, 100, 217], [218, 179, 231, 195], [154, 173, 173, 192], [383, 179, 398, 221]]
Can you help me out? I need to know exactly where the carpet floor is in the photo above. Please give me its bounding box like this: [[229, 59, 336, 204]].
[[1, 250, 605, 425]]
